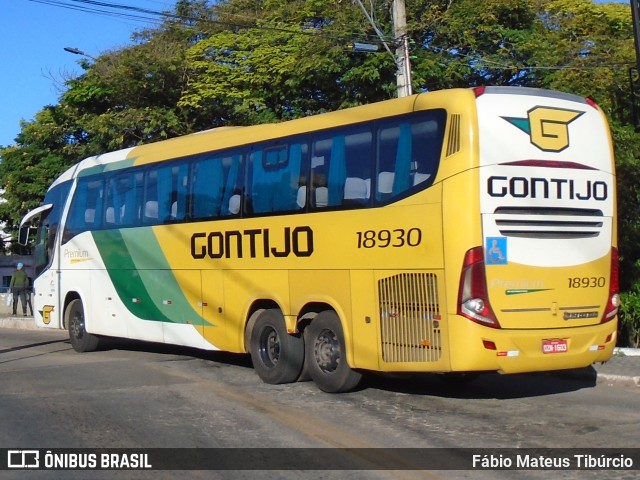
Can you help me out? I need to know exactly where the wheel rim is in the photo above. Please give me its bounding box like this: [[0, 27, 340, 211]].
[[313, 328, 340, 374], [258, 326, 280, 368], [70, 309, 84, 340]]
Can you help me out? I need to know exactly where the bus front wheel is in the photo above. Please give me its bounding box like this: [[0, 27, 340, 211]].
[[305, 311, 362, 393], [249, 309, 304, 384], [66, 298, 100, 352]]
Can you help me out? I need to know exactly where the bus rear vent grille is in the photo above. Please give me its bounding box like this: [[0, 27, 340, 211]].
[[378, 273, 442, 363], [493, 207, 604, 239], [446, 114, 461, 156]]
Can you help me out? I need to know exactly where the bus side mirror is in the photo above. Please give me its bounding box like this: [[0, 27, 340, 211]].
[[18, 225, 31, 246]]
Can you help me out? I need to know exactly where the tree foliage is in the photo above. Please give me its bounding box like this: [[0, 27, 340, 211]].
[[179, 0, 398, 124], [1, 0, 640, 341]]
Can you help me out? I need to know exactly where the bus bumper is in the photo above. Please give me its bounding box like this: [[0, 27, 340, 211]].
[[449, 318, 618, 374]]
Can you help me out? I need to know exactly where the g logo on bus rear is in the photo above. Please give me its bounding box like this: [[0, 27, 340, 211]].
[[502, 106, 584, 152]]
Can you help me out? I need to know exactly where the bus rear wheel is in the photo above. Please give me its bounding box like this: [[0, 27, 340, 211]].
[[249, 309, 304, 384], [305, 311, 362, 393], [66, 298, 100, 352]]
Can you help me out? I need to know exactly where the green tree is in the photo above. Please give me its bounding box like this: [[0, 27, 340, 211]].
[[525, 0, 635, 119], [179, 0, 399, 124], [0, 0, 215, 236], [0, 107, 76, 231], [409, 0, 539, 90], [61, 1, 214, 150]]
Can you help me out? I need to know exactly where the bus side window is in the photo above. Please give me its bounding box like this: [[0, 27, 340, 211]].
[[309, 151, 328, 209], [310, 139, 332, 209], [410, 116, 445, 188], [155, 164, 188, 223], [220, 153, 243, 217], [171, 164, 189, 221], [312, 129, 372, 209], [62, 177, 104, 243], [192, 155, 224, 218], [103, 170, 143, 228], [192, 152, 243, 219], [376, 122, 412, 202], [220, 152, 244, 217], [122, 172, 144, 225], [143, 170, 159, 223], [343, 130, 372, 206], [104, 181, 117, 227], [249, 142, 306, 214], [375, 112, 446, 204]]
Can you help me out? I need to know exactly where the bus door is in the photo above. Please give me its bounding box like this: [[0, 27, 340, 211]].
[[20, 204, 62, 328]]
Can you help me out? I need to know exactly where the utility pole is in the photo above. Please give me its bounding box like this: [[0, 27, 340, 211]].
[[392, 0, 412, 97], [631, 0, 640, 71], [353, 0, 412, 98], [630, 0, 640, 128]]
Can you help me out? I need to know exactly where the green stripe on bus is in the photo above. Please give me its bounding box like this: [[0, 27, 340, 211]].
[[92, 229, 212, 327], [77, 158, 137, 177]]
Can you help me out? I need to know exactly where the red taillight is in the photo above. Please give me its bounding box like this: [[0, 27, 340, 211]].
[[473, 86, 487, 97], [458, 247, 500, 328], [602, 247, 620, 323], [585, 97, 599, 110]]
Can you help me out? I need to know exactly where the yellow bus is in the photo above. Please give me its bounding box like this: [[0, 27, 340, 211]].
[[20, 86, 619, 392]]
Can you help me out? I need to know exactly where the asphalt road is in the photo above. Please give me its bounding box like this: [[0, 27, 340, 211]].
[[0, 328, 638, 480]]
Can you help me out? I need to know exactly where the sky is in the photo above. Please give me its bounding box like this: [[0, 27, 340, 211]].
[[0, 0, 174, 147], [0, 0, 627, 149]]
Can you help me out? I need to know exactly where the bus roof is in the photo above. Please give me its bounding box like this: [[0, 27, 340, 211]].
[[49, 86, 596, 186]]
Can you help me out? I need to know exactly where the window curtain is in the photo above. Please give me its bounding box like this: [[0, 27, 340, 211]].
[[221, 154, 241, 215], [157, 166, 174, 221], [327, 136, 346, 206], [392, 122, 412, 195]]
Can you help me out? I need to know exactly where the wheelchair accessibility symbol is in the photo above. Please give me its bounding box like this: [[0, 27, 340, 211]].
[[486, 237, 507, 265]]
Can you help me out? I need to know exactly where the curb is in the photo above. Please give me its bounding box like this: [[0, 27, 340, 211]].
[[0, 316, 38, 330], [596, 372, 640, 387], [614, 347, 640, 357]]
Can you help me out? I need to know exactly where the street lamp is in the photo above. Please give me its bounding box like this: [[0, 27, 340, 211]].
[[352, 42, 379, 53], [63, 47, 96, 60]]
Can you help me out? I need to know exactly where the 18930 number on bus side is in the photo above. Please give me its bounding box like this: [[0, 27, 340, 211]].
[[356, 228, 422, 249]]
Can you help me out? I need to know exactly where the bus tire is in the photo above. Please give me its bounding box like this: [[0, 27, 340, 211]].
[[249, 309, 304, 384], [305, 311, 362, 393], [66, 298, 100, 353]]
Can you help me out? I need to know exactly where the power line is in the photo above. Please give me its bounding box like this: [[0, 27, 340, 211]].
[[27, 0, 165, 25], [426, 44, 633, 72], [28, 0, 632, 73], [27, 0, 393, 46]]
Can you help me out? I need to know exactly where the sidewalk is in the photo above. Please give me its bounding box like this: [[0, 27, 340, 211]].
[[590, 348, 640, 386], [0, 313, 39, 331], [1, 314, 638, 386]]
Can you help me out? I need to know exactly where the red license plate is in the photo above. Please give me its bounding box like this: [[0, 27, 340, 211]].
[[542, 338, 568, 354]]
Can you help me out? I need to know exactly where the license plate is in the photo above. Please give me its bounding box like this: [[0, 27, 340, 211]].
[[542, 338, 568, 354]]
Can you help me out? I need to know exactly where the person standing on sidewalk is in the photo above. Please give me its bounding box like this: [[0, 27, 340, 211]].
[[9, 262, 29, 316]]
